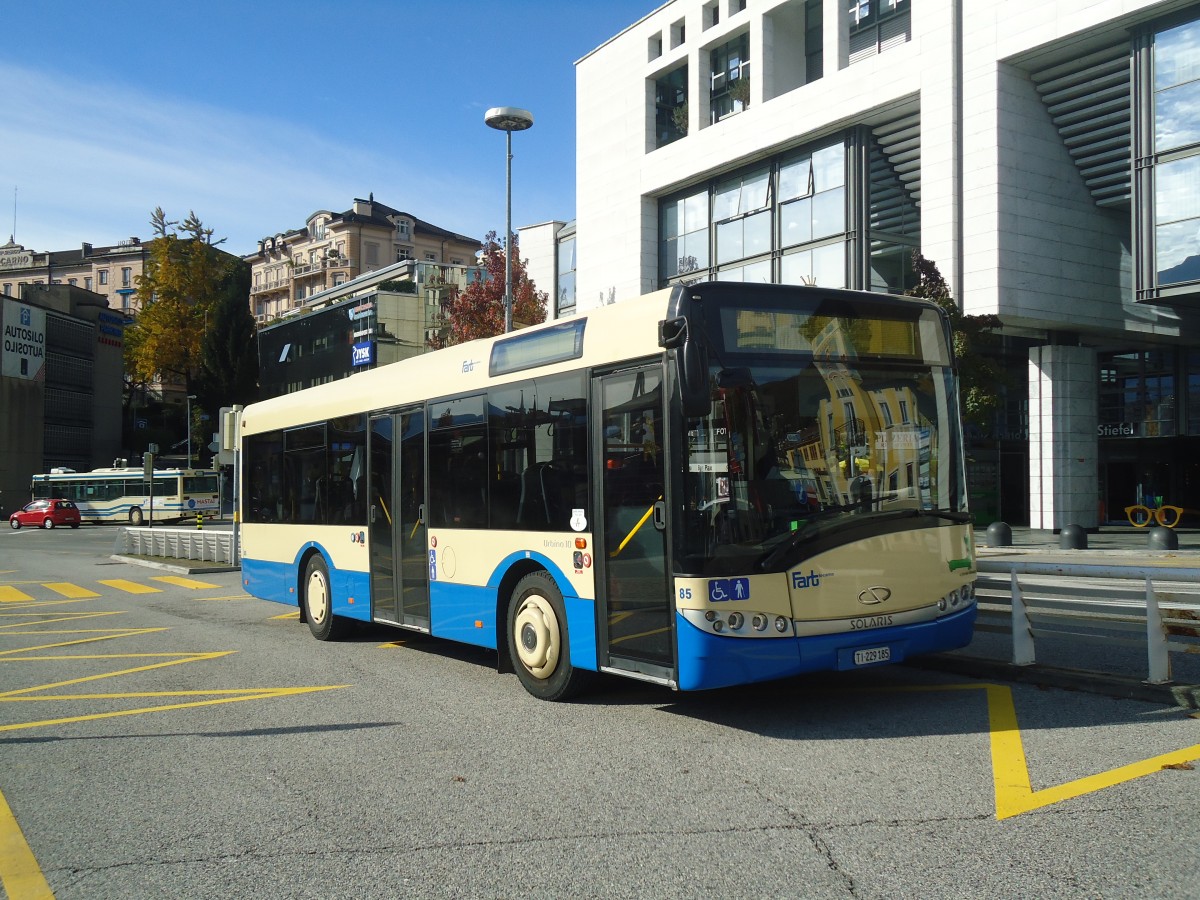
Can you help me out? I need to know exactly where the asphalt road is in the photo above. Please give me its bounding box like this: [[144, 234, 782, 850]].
[[1, 525, 1198, 899]]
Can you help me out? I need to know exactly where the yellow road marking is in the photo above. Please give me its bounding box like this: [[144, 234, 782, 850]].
[[193, 594, 251, 602], [151, 576, 222, 589], [0, 587, 35, 603], [0, 685, 348, 733], [43, 582, 100, 599], [0, 783, 54, 900], [97, 579, 161, 594], [272, 611, 300, 620], [0, 612, 125, 630]]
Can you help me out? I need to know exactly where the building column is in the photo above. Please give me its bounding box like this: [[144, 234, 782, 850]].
[[1028, 345, 1097, 530]]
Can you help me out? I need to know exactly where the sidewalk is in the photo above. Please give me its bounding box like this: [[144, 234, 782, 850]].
[[918, 523, 1200, 709]]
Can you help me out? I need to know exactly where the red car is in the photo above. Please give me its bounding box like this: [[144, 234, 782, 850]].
[[9, 499, 82, 529]]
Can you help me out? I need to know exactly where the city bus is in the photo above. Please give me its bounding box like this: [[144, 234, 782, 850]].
[[238, 282, 977, 699], [30, 465, 221, 525]]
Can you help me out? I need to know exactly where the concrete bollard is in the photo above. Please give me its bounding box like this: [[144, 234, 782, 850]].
[[1059, 524, 1088, 549], [1147, 526, 1178, 551], [985, 521, 1013, 547]]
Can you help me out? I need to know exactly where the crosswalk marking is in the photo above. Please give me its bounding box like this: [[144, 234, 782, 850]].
[[0, 586, 35, 603], [97, 579, 163, 595], [43, 582, 101, 599], [150, 576, 222, 590]]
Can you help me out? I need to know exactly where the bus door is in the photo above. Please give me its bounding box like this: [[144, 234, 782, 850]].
[[595, 365, 675, 681], [369, 407, 429, 630]]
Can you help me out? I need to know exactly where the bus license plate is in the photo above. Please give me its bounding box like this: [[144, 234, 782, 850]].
[[853, 646, 891, 666]]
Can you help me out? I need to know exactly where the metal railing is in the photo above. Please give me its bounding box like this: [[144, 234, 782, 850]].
[[115, 527, 237, 567], [975, 559, 1200, 684]]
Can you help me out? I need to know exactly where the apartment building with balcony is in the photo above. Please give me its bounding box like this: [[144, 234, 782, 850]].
[[244, 195, 482, 326], [574, 0, 1200, 530], [1, 236, 149, 315]]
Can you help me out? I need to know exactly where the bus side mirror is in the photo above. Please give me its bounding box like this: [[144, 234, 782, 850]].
[[659, 317, 709, 418]]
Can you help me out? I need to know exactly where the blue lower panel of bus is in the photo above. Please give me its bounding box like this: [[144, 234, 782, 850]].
[[241, 552, 372, 622], [428, 581, 598, 672], [675, 605, 978, 692]]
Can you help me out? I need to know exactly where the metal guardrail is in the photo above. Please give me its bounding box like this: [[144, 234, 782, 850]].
[[975, 560, 1200, 684], [115, 527, 237, 567]]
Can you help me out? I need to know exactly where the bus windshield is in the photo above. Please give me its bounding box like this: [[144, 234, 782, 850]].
[[678, 310, 968, 576]]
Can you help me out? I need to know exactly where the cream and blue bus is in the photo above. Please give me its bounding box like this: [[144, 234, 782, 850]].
[[238, 282, 977, 699], [30, 466, 221, 525]]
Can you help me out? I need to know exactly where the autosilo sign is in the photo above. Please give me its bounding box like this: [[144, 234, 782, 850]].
[[2, 299, 46, 380]]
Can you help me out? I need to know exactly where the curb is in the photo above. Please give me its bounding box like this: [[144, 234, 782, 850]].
[[912, 653, 1200, 710], [111, 554, 240, 575]]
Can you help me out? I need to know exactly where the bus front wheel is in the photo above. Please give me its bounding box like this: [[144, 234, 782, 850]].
[[129, 507, 144, 526], [303, 554, 347, 641], [507, 572, 591, 701]]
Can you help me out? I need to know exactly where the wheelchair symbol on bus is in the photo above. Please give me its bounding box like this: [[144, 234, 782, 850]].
[[708, 578, 749, 602]]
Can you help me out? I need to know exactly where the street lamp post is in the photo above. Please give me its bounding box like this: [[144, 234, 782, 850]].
[[186, 394, 197, 467], [484, 106, 534, 334]]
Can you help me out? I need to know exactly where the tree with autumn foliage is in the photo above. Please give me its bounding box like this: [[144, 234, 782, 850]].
[[905, 252, 1007, 429], [124, 209, 248, 388], [427, 231, 547, 348]]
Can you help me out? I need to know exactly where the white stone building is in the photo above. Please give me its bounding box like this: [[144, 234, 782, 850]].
[[571, 0, 1200, 530]]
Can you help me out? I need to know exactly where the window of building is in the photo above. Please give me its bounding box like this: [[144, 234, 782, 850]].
[[704, 1, 719, 29], [98, 270, 108, 285], [84, 277, 92, 290], [68, 278, 77, 285], [121, 267, 132, 287], [2, 284, 10, 295], [396, 219, 410, 239], [806, 0, 824, 83], [660, 188, 710, 283], [659, 137, 854, 290], [1099, 349, 1179, 437], [1153, 17, 1200, 289], [556, 236, 576, 316], [709, 32, 750, 123], [848, 0, 911, 65], [365, 242, 380, 266], [649, 32, 663, 61], [654, 65, 689, 148], [670, 18, 685, 49]]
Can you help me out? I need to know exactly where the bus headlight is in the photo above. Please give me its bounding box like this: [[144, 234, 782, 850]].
[[774, 616, 789, 633], [728, 612, 744, 630], [752, 614, 768, 631]]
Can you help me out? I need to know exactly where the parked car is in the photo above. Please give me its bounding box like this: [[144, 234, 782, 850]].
[[9, 499, 82, 530]]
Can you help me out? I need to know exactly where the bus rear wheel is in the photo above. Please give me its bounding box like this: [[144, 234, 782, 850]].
[[507, 572, 591, 701], [129, 507, 144, 526], [303, 554, 347, 641]]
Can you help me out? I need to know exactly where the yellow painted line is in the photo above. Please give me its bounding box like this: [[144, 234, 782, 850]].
[[0, 586, 35, 603], [379, 641, 407, 648], [0, 651, 234, 698], [272, 611, 300, 620], [0, 629, 167, 657], [0, 783, 54, 899], [98, 579, 161, 594], [0, 612, 125, 630], [0, 685, 348, 733], [43, 582, 100, 599], [193, 594, 251, 602], [150, 576, 222, 589]]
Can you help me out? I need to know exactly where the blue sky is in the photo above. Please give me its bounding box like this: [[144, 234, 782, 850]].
[[4, 1, 657, 257]]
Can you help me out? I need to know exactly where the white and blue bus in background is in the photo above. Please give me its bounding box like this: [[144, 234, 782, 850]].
[[30, 466, 221, 525], [238, 282, 977, 700]]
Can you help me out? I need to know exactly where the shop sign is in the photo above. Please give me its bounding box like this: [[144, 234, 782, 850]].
[[1097, 422, 1137, 437]]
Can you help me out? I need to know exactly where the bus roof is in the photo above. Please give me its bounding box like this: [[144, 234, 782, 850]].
[[241, 287, 678, 437]]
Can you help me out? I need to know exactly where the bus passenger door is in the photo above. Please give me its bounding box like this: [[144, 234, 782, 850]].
[[595, 365, 675, 682], [370, 408, 429, 630]]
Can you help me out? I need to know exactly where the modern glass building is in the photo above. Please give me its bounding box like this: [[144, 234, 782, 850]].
[[574, 0, 1200, 528]]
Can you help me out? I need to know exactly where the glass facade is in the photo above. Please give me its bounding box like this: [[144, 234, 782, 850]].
[[654, 65, 688, 148], [658, 132, 917, 293], [1138, 14, 1200, 296], [709, 32, 750, 123]]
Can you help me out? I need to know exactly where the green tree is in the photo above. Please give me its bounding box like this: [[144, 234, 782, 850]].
[[428, 231, 547, 348], [906, 252, 1006, 428], [192, 260, 258, 415]]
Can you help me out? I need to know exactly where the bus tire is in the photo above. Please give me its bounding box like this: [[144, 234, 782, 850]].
[[507, 571, 591, 701], [129, 507, 144, 526], [303, 554, 347, 641]]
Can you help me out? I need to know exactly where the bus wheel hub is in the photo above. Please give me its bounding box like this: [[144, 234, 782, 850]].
[[513, 595, 559, 680]]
